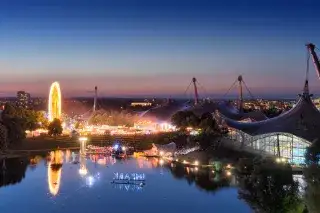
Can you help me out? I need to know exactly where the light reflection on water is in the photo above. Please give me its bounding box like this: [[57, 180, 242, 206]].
[[47, 150, 63, 196], [0, 150, 252, 213]]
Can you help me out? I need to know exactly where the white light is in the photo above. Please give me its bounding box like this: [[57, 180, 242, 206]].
[[114, 144, 119, 150], [159, 159, 164, 166], [79, 137, 88, 142], [194, 160, 199, 166], [183, 160, 187, 164], [195, 167, 198, 171], [122, 146, 126, 151], [86, 176, 95, 187], [159, 151, 164, 156], [276, 158, 281, 163], [79, 168, 88, 176], [226, 171, 232, 176]]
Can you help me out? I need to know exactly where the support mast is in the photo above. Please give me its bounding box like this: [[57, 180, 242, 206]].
[[192, 77, 199, 105], [93, 86, 97, 112], [238, 75, 243, 112], [306, 43, 320, 79]]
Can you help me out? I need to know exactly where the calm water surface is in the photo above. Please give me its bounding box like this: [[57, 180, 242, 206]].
[[0, 150, 252, 213]]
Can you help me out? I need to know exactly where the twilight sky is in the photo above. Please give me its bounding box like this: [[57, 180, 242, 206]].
[[1, 0, 320, 98]]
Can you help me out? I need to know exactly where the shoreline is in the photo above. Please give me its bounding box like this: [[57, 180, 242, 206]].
[[1, 136, 260, 163]]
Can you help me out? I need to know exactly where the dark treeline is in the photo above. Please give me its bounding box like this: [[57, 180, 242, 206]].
[[167, 163, 232, 193], [0, 103, 63, 150], [237, 158, 305, 213], [304, 139, 320, 213], [0, 157, 28, 188], [171, 110, 228, 150]]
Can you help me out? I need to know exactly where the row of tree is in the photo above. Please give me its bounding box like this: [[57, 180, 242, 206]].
[[237, 158, 306, 213], [171, 111, 228, 149], [304, 140, 320, 213], [171, 111, 223, 132], [1, 103, 43, 146], [0, 103, 63, 150]]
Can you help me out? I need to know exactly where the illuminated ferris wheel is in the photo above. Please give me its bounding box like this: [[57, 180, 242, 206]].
[[48, 81, 62, 121]]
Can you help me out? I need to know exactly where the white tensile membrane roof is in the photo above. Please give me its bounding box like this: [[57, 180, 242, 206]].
[[217, 102, 268, 122], [218, 80, 320, 144]]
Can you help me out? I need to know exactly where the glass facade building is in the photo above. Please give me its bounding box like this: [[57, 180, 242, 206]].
[[228, 128, 311, 165]]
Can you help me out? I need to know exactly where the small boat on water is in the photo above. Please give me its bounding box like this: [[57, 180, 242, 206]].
[[111, 144, 127, 159]]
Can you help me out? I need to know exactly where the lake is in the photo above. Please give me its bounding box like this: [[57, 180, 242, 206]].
[[0, 150, 253, 213]]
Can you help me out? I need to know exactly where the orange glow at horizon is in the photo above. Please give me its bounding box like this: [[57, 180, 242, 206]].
[[48, 81, 62, 121]]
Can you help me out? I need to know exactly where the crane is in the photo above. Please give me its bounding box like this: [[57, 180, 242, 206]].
[[306, 43, 320, 79]]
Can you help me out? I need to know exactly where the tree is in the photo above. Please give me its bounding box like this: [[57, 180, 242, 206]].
[[305, 140, 320, 165], [171, 111, 200, 129], [23, 110, 39, 132], [48, 119, 63, 137], [304, 165, 320, 213], [0, 123, 8, 152], [1, 116, 26, 144], [237, 158, 303, 213], [2, 103, 40, 132], [2, 103, 17, 117], [171, 110, 227, 150], [199, 114, 218, 134], [1, 103, 27, 144], [36, 111, 49, 129], [171, 111, 187, 127]]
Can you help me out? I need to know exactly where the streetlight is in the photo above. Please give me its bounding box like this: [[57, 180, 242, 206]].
[[79, 137, 88, 155]]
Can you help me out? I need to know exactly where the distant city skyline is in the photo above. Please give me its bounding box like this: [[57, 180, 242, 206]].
[[1, 0, 320, 97]]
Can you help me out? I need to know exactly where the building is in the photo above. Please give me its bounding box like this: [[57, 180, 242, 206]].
[[216, 80, 318, 165], [131, 102, 152, 107], [17, 91, 31, 108]]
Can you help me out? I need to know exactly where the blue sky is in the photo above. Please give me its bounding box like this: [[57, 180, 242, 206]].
[[0, 0, 320, 97]]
